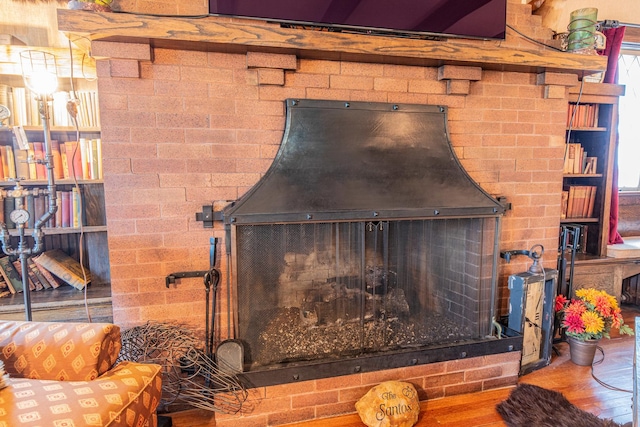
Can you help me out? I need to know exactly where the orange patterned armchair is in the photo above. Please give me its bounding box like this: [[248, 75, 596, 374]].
[[0, 320, 163, 427]]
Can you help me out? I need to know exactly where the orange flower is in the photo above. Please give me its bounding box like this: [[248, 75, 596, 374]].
[[555, 295, 568, 312]]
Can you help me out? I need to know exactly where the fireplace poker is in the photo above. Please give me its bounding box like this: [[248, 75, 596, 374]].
[[204, 237, 220, 358]]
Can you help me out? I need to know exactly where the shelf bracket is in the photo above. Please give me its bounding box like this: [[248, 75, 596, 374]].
[[195, 205, 224, 228]]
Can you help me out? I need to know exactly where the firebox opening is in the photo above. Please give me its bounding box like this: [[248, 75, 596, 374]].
[[235, 217, 499, 372]]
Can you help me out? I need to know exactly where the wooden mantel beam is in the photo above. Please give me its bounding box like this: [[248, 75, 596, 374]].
[[57, 9, 607, 75]]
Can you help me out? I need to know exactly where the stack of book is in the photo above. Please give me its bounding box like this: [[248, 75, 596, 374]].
[[567, 103, 599, 128], [0, 188, 83, 230], [0, 138, 102, 182], [0, 249, 91, 297], [1, 86, 100, 128], [563, 142, 597, 175], [561, 185, 597, 219]]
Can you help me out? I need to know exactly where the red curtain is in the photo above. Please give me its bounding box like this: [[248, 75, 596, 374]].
[[599, 27, 626, 245]]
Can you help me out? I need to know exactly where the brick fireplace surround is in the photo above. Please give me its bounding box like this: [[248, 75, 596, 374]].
[[57, 1, 608, 425]]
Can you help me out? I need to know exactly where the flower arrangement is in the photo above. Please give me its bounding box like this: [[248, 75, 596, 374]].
[[555, 288, 634, 341], [68, 0, 113, 12]]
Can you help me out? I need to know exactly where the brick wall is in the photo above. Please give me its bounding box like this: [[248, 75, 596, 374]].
[[95, 0, 572, 424], [99, 53, 568, 331]]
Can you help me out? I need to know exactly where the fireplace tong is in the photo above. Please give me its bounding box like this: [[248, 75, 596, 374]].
[[165, 237, 244, 375]]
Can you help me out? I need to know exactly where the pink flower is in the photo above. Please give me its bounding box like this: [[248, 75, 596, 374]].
[[563, 312, 585, 334]]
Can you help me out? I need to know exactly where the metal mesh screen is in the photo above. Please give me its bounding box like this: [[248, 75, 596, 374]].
[[234, 218, 497, 369]]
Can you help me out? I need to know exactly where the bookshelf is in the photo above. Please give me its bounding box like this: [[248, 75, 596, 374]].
[[0, 58, 109, 311], [561, 82, 625, 258]]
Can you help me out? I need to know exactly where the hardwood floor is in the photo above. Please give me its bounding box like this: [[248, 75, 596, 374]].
[[167, 305, 640, 427]]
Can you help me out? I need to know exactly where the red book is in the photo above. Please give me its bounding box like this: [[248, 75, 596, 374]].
[[61, 191, 71, 228], [65, 141, 83, 179], [51, 140, 64, 180], [33, 142, 46, 179]]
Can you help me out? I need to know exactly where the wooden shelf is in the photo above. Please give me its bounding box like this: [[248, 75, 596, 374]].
[[0, 283, 112, 323], [56, 9, 608, 75], [561, 218, 599, 224], [569, 82, 626, 98], [563, 173, 603, 179], [568, 127, 607, 132], [0, 127, 101, 133], [5, 226, 107, 236], [0, 282, 111, 311], [0, 179, 103, 186]]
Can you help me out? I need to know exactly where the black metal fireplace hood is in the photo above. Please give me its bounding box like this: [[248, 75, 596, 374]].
[[224, 99, 505, 224]]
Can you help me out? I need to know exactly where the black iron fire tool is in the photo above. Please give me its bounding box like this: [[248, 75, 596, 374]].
[[204, 237, 219, 358]]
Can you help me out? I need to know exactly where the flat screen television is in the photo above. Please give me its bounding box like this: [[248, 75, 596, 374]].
[[208, 0, 507, 40]]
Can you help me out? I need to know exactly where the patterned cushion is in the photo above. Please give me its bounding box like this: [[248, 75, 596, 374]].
[[0, 361, 162, 427], [0, 321, 121, 381]]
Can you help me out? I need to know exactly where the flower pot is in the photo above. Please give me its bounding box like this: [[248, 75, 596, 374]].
[[567, 337, 600, 366]]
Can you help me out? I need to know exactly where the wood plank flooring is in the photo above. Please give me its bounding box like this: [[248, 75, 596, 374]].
[[166, 305, 640, 427]]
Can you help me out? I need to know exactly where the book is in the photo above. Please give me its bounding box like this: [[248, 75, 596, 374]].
[[4, 146, 16, 179], [72, 187, 82, 228], [32, 142, 46, 179], [26, 144, 37, 179], [566, 186, 576, 218], [61, 191, 71, 228], [95, 138, 103, 179], [55, 191, 62, 227], [27, 257, 51, 289], [65, 141, 83, 179], [0, 146, 10, 180], [13, 148, 30, 181], [586, 186, 597, 218], [0, 149, 4, 180], [31, 258, 60, 289], [583, 157, 597, 174], [561, 190, 569, 219], [13, 260, 38, 291], [3, 196, 15, 229], [60, 148, 69, 179], [79, 138, 90, 179], [34, 193, 46, 226], [572, 144, 583, 174], [51, 140, 64, 180], [33, 249, 91, 290], [564, 185, 597, 219], [572, 186, 587, 218], [567, 103, 599, 128], [0, 256, 23, 293], [564, 143, 577, 174], [90, 139, 100, 179]]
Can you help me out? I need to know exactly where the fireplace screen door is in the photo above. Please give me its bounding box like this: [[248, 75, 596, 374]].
[[232, 217, 499, 369]]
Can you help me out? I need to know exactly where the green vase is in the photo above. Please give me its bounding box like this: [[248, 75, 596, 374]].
[[567, 8, 598, 52], [567, 336, 600, 366]]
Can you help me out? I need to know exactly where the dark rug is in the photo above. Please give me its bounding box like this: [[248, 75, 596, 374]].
[[496, 384, 629, 427]]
